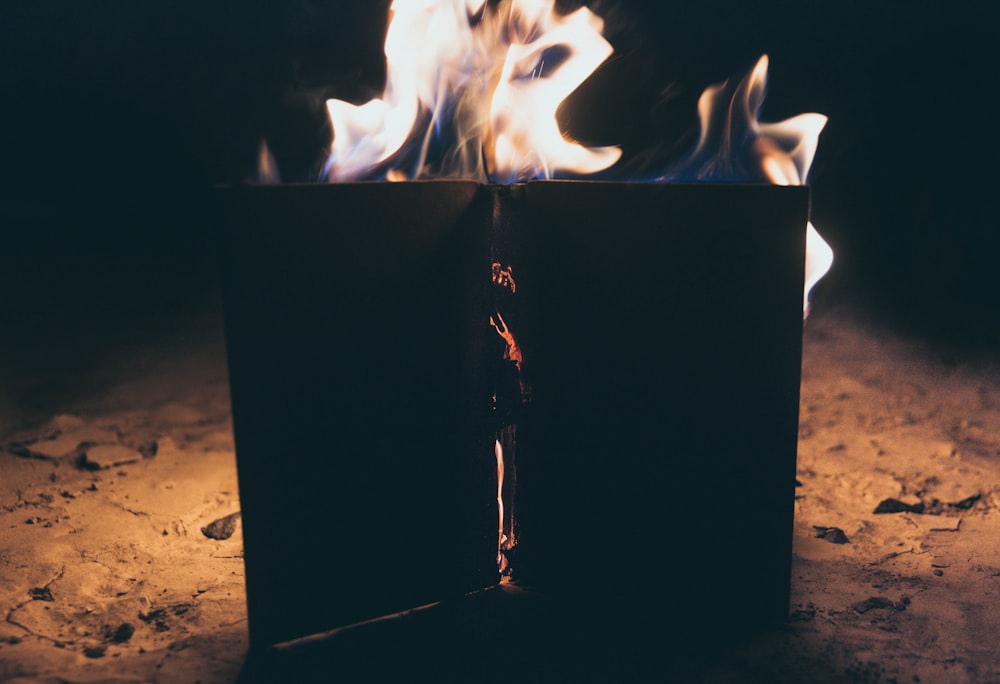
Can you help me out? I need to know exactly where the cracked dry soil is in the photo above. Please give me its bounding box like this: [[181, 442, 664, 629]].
[[0, 295, 248, 684], [2, 289, 1000, 682]]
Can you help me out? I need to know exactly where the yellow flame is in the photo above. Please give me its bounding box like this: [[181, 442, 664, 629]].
[[323, 0, 620, 182]]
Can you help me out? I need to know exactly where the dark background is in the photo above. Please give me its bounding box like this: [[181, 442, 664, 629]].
[[2, 0, 998, 346]]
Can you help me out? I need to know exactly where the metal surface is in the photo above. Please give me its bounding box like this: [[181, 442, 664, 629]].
[[217, 181, 808, 650]]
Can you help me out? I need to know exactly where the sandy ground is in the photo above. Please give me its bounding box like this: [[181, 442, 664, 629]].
[[731, 300, 1000, 684], [1, 281, 999, 682], [0, 292, 248, 684]]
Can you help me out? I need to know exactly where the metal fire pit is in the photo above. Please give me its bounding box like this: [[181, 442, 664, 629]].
[[217, 180, 808, 654]]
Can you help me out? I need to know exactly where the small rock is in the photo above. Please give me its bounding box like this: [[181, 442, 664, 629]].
[[110, 623, 134, 644], [29, 586, 54, 602], [851, 596, 897, 614], [83, 645, 107, 659], [873, 498, 924, 515], [139, 608, 165, 623], [813, 526, 850, 544], [85, 444, 143, 468], [201, 512, 241, 541], [950, 494, 981, 511], [31, 436, 80, 459], [74, 453, 104, 472], [790, 607, 816, 622], [6, 442, 56, 462], [26, 423, 118, 460], [139, 608, 172, 632]]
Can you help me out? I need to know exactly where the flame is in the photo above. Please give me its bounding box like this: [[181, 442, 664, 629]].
[[803, 222, 834, 317], [491, 261, 523, 575], [485, 1, 622, 182], [256, 140, 281, 184], [319, 14, 832, 308], [490, 263, 523, 373], [495, 438, 505, 568], [323, 0, 620, 182], [288, 7, 841, 580], [663, 55, 833, 316]]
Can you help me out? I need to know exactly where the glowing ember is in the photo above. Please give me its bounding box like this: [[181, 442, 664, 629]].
[[495, 439, 505, 568], [491, 260, 523, 575], [322, 0, 621, 182], [489, 309, 521, 370], [256, 140, 280, 184]]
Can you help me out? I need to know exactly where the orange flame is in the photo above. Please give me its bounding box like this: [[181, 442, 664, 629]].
[[495, 438, 506, 567], [256, 140, 280, 184], [491, 261, 522, 574]]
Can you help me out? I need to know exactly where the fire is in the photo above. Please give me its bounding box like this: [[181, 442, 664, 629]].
[[315, 5, 834, 312], [495, 439, 505, 568], [662, 54, 834, 316], [256, 140, 280, 184], [491, 261, 523, 575], [322, 0, 621, 182], [261, 5, 838, 577]]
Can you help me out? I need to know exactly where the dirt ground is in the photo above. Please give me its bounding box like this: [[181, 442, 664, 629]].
[[737, 299, 1000, 684], [1, 280, 999, 682], [0, 288, 248, 684]]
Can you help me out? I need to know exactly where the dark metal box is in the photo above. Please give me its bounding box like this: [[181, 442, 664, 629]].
[[217, 181, 808, 652]]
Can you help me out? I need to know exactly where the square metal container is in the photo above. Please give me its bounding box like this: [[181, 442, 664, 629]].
[[217, 181, 808, 652]]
